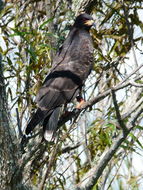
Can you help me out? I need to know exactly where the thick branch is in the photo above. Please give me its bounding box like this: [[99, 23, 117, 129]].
[[76, 106, 143, 190], [0, 55, 31, 190], [76, 133, 127, 190]]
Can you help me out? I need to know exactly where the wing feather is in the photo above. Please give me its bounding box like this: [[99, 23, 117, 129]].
[[36, 29, 93, 111], [36, 75, 80, 110]]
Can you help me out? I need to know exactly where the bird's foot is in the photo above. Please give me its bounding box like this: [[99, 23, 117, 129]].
[[76, 96, 85, 109]]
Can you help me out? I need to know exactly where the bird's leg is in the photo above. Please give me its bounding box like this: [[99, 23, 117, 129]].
[[76, 95, 85, 109]]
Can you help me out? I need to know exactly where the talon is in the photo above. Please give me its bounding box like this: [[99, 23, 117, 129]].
[[76, 96, 85, 109]]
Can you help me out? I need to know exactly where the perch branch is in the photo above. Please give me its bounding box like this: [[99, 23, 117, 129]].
[[58, 64, 143, 127], [76, 106, 143, 190]]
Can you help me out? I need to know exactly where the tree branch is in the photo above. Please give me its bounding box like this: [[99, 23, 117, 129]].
[[16, 108, 23, 138], [58, 64, 143, 127], [39, 139, 60, 190], [111, 89, 128, 133], [122, 0, 139, 70], [76, 106, 143, 190], [121, 97, 143, 120]]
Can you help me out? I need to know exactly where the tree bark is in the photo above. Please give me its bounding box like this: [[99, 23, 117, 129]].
[[0, 55, 32, 190], [0, 54, 16, 189]]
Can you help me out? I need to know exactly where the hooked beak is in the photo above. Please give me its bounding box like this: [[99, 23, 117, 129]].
[[84, 20, 95, 27]]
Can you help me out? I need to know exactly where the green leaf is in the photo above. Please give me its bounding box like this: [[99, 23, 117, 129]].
[[26, 47, 37, 61], [136, 125, 143, 130], [39, 17, 54, 30], [129, 133, 143, 149]]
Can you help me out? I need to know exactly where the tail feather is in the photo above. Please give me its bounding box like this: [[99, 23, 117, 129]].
[[43, 107, 60, 141], [26, 108, 49, 135]]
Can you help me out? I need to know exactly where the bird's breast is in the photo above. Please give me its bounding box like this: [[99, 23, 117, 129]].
[[53, 29, 94, 81]]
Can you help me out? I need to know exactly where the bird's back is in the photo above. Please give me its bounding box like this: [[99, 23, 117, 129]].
[[54, 28, 94, 79]]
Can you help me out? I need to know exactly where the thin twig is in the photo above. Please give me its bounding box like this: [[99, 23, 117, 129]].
[[76, 106, 143, 190], [122, 97, 143, 120], [106, 154, 126, 190], [16, 108, 23, 138], [76, 133, 127, 190], [122, 0, 139, 70], [39, 137, 60, 190], [61, 142, 81, 154], [111, 89, 128, 133], [129, 81, 143, 87]]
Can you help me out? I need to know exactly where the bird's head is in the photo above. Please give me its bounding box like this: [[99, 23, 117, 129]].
[[74, 13, 95, 30]]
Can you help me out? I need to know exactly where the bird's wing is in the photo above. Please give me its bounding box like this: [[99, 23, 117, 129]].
[[45, 27, 77, 73], [26, 28, 80, 135], [36, 28, 94, 111], [36, 70, 81, 110], [36, 29, 83, 110]]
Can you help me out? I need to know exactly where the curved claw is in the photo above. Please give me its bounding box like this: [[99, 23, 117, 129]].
[[76, 99, 85, 109]]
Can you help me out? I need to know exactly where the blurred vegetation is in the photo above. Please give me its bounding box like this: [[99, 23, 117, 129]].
[[0, 0, 143, 189]]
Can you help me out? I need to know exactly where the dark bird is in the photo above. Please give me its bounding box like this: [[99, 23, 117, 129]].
[[25, 13, 95, 141]]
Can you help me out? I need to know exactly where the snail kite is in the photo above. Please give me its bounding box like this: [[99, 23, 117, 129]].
[[25, 13, 95, 141]]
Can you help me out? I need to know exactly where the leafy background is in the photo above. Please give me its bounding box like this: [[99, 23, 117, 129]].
[[0, 0, 143, 190]]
